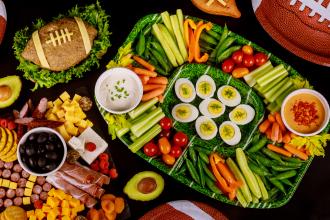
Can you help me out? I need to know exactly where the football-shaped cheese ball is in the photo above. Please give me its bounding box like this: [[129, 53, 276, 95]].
[[140, 200, 228, 220], [0, 0, 6, 44], [22, 17, 97, 71], [252, 0, 330, 67]]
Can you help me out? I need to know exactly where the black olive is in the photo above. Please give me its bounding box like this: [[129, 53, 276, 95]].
[[25, 145, 36, 156], [48, 133, 57, 142], [19, 144, 26, 154], [28, 133, 37, 142], [28, 157, 37, 169], [37, 133, 48, 144], [45, 163, 57, 171], [37, 145, 46, 155], [45, 143, 55, 151], [37, 157, 47, 168], [56, 142, 63, 149], [45, 152, 58, 161], [21, 156, 27, 164]]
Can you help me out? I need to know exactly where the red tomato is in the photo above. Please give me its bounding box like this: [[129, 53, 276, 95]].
[[242, 54, 255, 67], [159, 129, 171, 139], [221, 58, 235, 73], [90, 160, 100, 171], [99, 153, 109, 161], [254, 52, 268, 66], [162, 154, 176, 165], [143, 141, 159, 157], [99, 160, 109, 170], [242, 45, 254, 55], [158, 137, 171, 154], [109, 168, 118, 179], [170, 146, 182, 158], [173, 132, 188, 147], [159, 117, 172, 130], [7, 121, 16, 130], [231, 50, 244, 64], [100, 169, 109, 175], [34, 200, 43, 209], [85, 142, 96, 152]]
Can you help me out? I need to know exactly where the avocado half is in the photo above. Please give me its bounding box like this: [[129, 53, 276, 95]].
[[124, 171, 164, 201], [0, 75, 22, 108]]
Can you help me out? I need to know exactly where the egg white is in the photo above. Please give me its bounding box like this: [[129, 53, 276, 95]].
[[219, 121, 241, 146], [217, 85, 241, 107], [196, 75, 216, 99], [229, 104, 255, 125], [195, 116, 218, 140], [199, 98, 226, 119], [175, 78, 196, 103], [172, 103, 199, 123]]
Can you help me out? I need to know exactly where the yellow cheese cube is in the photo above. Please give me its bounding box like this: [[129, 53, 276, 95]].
[[55, 110, 65, 119], [29, 216, 37, 220], [62, 216, 71, 220], [86, 119, 94, 127], [60, 91, 71, 102], [45, 109, 52, 117], [26, 180, 34, 189], [35, 209, 46, 220], [47, 197, 60, 208], [47, 101, 54, 109], [73, 94, 82, 102], [69, 197, 80, 208], [28, 175, 37, 182], [62, 207, 70, 216], [57, 125, 71, 141], [53, 98, 63, 106], [2, 179, 10, 187], [26, 210, 35, 218], [23, 197, 31, 205], [42, 205, 52, 213], [24, 188, 32, 196], [65, 194, 73, 200], [62, 104, 75, 112], [48, 188, 56, 197], [75, 110, 86, 120], [48, 209, 58, 219], [75, 120, 87, 129], [47, 113, 59, 122], [46, 215, 55, 220], [61, 200, 70, 208], [0, 178, 3, 186], [71, 100, 80, 107], [51, 105, 60, 114], [74, 204, 85, 212], [78, 127, 86, 134], [64, 121, 78, 136], [9, 181, 17, 189], [65, 110, 80, 123], [70, 211, 77, 220], [55, 189, 67, 200]]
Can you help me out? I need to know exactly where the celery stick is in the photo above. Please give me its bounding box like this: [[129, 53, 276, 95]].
[[256, 64, 286, 88], [264, 78, 289, 102], [170, 15, 188, 61], [176, 9, 184, 36], [275, 87, 295, 106], [161, 11, 174, 37], [152, 24, 178, 67], [244, 61, 273, 87], [130, 133, 138, 142], [236, 189, 249, 208], [257, 71, 288, 94], [116, 127, 130, 138], [130, 108, 162, 134], [129, 125, 162, 153], [132, 111, 165, 137], [267, 102, 280, 113], [159, 24, 185, 65], [268, 79, 293, 102], [128, 97, 158, 119]]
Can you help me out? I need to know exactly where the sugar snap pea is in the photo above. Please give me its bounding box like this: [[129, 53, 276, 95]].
[[268, 187, 280, 200], [194, 146, 212, 155], [201, 161, 216, 182], [217, 45, 242, 63], [279, 160, 302, 168], [207, 29, 221, 40], [136, 31, 145, 56], [272, 165, 297, 172], [262, 148, 283, 162], [269, 178, 286, 194], [260, 175, 271, 191], [280, 178, 293, 187], [279, 155, 304, 164], [215, 37, 236, 60], [210, 24, 228, 59], [199, 151, 209, 164], [200, 32, 217, 45], [186, 158, 200, 184], [197, 157, 206, 187], [205, 176, 222, 194], [248, 160, 270, 176], [150, 41, 167, 58], [200, 40, 215, 51], [248, 136, 268, 153], [188, 147, 197, 163], [273, 170, 297, 180], [177, 163, 187, 175], [150, 48, 170, 72], [250, 154, 276, 167]]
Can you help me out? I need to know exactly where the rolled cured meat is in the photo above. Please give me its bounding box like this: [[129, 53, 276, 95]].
[[46, 173, 97, 208], [56, 171, 105, 199], [60, 162, 110, 186]]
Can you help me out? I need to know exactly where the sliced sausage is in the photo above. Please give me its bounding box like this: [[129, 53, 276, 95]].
[[13, 197, 22, 206], [13, 164, 23, 173], [6, 189, 15, 199], [10, 172, 20, 182], [0, 160, 4, 168], [0, 188, 5, 199], [16, 188, 24, 197], [2, 169, 11, 179], [4, 162, 13, 169], [32, 185, 42, 194], [0, 170, 2, 177], [0, 199, 3, 207], [4, 199, 13, 208], [31, 194, 39, 203], [42, 183, 51, 192], [39, 191, 48, 201], [36, 176, 46, 185], [21, 170, 30, 178], [17, 178, 27, 188]]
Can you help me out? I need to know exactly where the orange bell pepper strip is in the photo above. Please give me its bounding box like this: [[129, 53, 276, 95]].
[[188, 28, 195, 63], [194, 22, 213, 63], [184, 19, 197, 48]]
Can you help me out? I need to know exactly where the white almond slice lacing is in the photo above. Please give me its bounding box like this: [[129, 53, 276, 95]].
[[32, 30, 50, 69], [74, 17, 91, 54]]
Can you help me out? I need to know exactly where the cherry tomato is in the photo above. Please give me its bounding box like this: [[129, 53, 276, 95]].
[[158, 137, 171, 154], [99, 153, 109, 161], [173, 132, 188, 147], [85, 142, 96, 152], [162, 154, 176, 165], [90, 160, 100, 171], [99, 160, 109, 170], [231, 50, 244, 64], [159, 129, 171, 139], [100, 169, 109, 175], [254, 52, 268, 66], [34, 200, 43, 209], [143, 141, 159, 157], [159, 117, 172, 130], [221, 58, 235, 73], [242, 45, 254, 55], [109, 168, 118, 179], [170, 145, 182, 158], [242, 54, 255, 67]]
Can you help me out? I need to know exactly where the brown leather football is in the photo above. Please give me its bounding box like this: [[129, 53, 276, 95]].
[[252, 0, 330, 67], [21, 17, 97, 71]]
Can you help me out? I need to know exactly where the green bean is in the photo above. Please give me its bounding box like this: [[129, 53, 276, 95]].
[[279, 160, 302, 168], [200, 40, 214, 51], [216, 37, 236, 61], [177, 164, 187, 175], [136, 31, 145, 56], [194, 146, 212, 155], [262, 148, 283, 162], [268, 187, 280, 200], [280, 178, 293, 187], [186, 158, 200, 184], [279, 155, 304, 164], [201, 161, 216, 182], [217, 45, 242, 63], [150, 41, 168, 60], [272, 170, 297, 180], [210, 24, 228, 59], [248, 161, 271, 176], [149, 48, 170, 72], [199, 152, 209, 164], [200, 32, 217, 45], [268, 178, 286, 194], [250, 154, 276, 167], [197, 157, 206, 187], [248, 136, 268, 153], [260, 175, 271, 191], [207, 29, 221, 40], [272, 165, 298, 172], [205, 176, 222, 194], [188, 147, 197, 163]]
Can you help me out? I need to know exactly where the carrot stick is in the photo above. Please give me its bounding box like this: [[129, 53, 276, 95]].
[[268, 114, 275, 123], [133, 55, 155, 72], [259, 119, 271, 133], [274, 112, 286, 132], [133, 68, 157, 77], [216, 162, 242, 189], [271, 122, 280, 142], [267, 144, 292, 157], [284, 144, 308, 161], [147, 76, 168, 85], [278, 130, 283, 143], [188, 28, 195, 63], [138, 75, 149, 85], [193, 22, 212, 63], [290, 132, 297, 139], [282, 132, 291, 144], [141, 88, 165, 102], [210, 154, 234, 195], [265, 127, 272, 140], [158, 95, 164, 103], [143, 84, 166, 92]]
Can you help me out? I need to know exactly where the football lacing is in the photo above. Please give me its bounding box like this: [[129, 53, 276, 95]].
[[290, 0, 330, 27], [46, 28, 73, 47]]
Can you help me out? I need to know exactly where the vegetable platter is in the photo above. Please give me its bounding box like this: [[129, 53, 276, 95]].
[[96, 11, 330, 209]]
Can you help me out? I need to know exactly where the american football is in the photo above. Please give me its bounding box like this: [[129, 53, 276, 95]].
[[252, 0, 330, 67], [21, 17, 97, 71], [0, 0, 6, 45]]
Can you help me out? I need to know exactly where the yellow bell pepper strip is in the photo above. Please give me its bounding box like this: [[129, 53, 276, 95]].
[[194, 22, 213, 63], [188, 28, 195, 63], [184, 19, 197, 48]]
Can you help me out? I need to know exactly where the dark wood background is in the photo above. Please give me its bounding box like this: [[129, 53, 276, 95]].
[[0, 0, 329, 219]]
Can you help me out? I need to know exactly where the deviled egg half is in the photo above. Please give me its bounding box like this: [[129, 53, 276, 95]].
[[219, 121, 241, 146], [199, 98, 226, 119], [175, 78, 196, 103], [217, 85, 241, 107], [229, 104, 255, 125], [172, 103, 199, 123], [195, 116, 218, 140], [196, 75, 216, 99]]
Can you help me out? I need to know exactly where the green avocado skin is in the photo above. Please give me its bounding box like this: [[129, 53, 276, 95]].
[[0, 75, 22, 109], [124, 171, 164, 201]]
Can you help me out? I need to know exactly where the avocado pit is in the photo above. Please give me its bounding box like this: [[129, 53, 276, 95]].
[[0, 85, 12, 102], [137, 177, 157, 194]]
